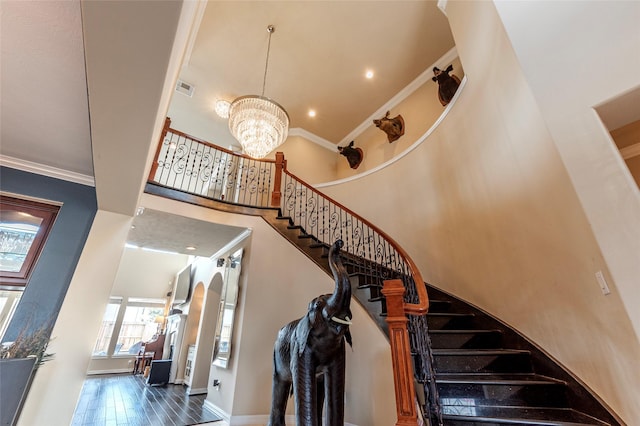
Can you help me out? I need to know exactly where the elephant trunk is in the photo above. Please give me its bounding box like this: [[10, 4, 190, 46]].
[[325, 240, 352, 320]]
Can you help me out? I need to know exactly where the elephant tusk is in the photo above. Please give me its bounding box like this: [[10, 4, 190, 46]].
[[331, 315, 352, 325]]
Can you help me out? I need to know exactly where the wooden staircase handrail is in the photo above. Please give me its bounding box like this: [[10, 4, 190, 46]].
[[148, 119, 430, 425], [279, 165, 429, 316]]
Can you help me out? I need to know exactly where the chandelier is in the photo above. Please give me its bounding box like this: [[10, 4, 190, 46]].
[[228, 25, 289, 159]]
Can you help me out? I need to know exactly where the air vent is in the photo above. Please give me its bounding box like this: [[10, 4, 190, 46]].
[[175, 80, 195, 97]]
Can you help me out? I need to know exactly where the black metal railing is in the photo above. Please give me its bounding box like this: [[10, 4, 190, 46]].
[[150, 124, 277, 208], [147, 118, 439, 425], [281, 170, 442, 425]]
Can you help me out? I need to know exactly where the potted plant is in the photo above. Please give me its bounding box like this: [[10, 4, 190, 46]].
[[0, 323, 54, 425]]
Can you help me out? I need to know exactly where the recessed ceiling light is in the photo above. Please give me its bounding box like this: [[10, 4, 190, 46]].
[[365, 70, 374, 79], [308, 109, 316, 118], [215, 99, 231, 118], [186, 246, 197, 251]]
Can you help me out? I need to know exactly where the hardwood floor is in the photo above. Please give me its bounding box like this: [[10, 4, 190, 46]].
[[71, 373, 222, 426]]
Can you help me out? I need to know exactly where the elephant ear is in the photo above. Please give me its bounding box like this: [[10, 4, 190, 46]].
[[295, 315, 312, 357]]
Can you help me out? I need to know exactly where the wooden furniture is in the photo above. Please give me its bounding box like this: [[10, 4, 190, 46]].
[[184, 345, 195, 386], [133, 352, 154, 375], [147, 360, 171, 386], [141, 334, 165, 360], [132, 334, 166, 374]]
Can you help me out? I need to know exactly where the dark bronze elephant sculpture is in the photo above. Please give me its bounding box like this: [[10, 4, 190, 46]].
[[268, 240, 353, 426]]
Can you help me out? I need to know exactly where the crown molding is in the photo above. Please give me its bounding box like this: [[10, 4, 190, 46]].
[[316, 76, 467, 190], [180, 1, 208, 68], [338, 46, 459, 147], [620, 142, 640, 160], [289, 128, 338, 152], [291, 47, 460, 151], [437, 0, 449, 15], [0, 155, 95, 187]]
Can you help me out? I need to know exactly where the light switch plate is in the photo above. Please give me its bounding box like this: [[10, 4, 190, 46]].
[[595, 271, 611, 295]]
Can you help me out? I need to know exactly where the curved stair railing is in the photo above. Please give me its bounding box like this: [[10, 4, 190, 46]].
[[148, 118, 441, 425]]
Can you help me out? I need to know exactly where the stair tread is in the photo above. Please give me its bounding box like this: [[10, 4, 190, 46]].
[[437, 373, 566, 385], [430, 329, 501, 334], [428, 312, 474, 317], [309, 242, 328, 249], [434, 348, 530, 355], [440, 405, 610, 426]]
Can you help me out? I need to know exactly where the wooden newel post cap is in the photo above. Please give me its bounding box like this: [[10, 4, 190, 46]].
[[382, 279, 407, 317]]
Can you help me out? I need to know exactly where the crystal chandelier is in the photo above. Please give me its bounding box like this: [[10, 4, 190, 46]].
[[228, 25, 289, 159]]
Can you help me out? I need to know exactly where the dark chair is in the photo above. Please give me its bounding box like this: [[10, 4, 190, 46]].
[[147, 360, 171, 386]]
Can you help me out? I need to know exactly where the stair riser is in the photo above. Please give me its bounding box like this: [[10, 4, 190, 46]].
[[426, 299, 452, 312], [438, 383, 567, 407], [430, 332, 502, 349], [428, 315, 475, 330], [434, 353, 532, 374]]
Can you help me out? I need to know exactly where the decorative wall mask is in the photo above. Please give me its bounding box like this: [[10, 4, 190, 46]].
[[373, 111, 405, 143], [432, 65, 461, 106], [337, 141, 363, 169]]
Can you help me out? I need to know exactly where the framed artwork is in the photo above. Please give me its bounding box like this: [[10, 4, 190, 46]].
[[0, 194, 59, 287]]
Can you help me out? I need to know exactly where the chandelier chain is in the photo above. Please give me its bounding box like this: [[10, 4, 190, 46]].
[[261, 25, 275, 97]]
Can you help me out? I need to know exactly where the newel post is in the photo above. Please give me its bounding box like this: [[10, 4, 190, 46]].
[[271, 151, 286, 207], [382, 279, 419, 426], [149, 117, 172, 182]]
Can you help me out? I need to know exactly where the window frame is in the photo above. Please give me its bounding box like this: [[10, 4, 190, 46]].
[[0, 194, 59, 287]]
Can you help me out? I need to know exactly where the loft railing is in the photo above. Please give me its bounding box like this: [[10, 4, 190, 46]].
[[149, 119, 278, 208], [147, 118, 441, 425]]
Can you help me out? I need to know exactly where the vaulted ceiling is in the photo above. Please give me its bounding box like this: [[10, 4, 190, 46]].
[[0, 1, 456, 256], [1, 0, 455, 180]]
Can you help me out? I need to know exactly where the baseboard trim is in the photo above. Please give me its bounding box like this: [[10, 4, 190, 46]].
[[203, 400, 229, 423], [187, 386, 208, 395], [228, 413, 358, 426], [86, 369, 132, 375], [203, 400, 359, 426]]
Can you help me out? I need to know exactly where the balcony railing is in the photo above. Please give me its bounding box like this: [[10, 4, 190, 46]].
[[147, 118, 440, 425]]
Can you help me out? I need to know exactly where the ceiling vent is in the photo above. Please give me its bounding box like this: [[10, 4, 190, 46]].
[[175, 80, 195, 97]]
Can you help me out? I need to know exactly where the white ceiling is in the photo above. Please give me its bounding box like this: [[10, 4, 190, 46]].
[[129, 208, 248, 257], [1, 1, 93, 177], [169, 1, 456, 147], [0, 0, 456, 255]]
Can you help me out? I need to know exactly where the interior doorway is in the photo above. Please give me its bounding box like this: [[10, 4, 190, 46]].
[[595, 86, 640, 189]]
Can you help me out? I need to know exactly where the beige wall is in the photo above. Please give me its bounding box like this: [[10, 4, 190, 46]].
[[18, 211, 133, 426], [223, 217, 396, 425], [320, 1, 640, 423], [493, 0, 640, 343], [141, 194, 396, 426], [335, 57, 464, 180], [20, 193, 396, 426], [278, 135, 339, 184]]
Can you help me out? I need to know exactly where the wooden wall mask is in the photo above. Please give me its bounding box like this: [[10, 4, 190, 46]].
[[432, 65, 461, 106], [338, 141, 364, 169], [373, 111, 404, 143]]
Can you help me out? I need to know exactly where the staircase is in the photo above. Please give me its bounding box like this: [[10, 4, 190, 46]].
[[266, 212, 620, 426], [145, 120, 622, 426]]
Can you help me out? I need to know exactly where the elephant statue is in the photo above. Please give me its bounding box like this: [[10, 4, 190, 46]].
[[268, 239, 353, 426]]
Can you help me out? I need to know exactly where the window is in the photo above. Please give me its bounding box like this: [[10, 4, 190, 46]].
[[92, 298, 122, 356], [114, 298, 164, 356], [0, 290, 22, 339], [0, 194, 59, 287], [92, 297, 165, 357]]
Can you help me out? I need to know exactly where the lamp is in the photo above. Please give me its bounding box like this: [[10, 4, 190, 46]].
[[154, 315, 165, 334], [228, 25, 289, 159]]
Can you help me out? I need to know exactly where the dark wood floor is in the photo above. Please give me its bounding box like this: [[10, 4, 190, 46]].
[[71, 373, 222, 426]]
